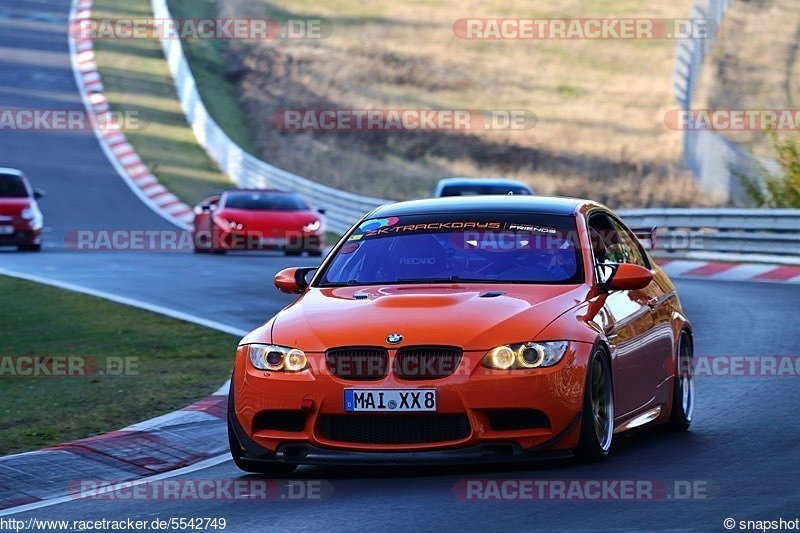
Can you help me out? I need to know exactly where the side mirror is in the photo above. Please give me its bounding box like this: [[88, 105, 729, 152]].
[[274, 267, 317, 294], [33, 189, 45, 200], [599, 263, 653, 292], [201, 204, 214, 212]]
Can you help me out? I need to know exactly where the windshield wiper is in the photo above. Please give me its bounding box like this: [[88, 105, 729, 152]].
[[319, 279, 362, 287], [394, 276, 496, 284]]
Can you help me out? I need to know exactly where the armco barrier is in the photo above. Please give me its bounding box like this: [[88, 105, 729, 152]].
[[619, 208, 800, 256]]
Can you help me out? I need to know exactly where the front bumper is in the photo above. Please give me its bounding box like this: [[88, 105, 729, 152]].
[[198, 230, 323, 251], [236, 434, 576, 466], [0, 226, 40, 246], [231, 343, 592, 463]]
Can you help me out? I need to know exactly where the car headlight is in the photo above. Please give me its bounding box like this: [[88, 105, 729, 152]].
[[303, 220, 321, 233], [214, 216, 243, 231], [20, 206, 43, 229], [247, 344, 308, 372], [482, 341, 568, 370]]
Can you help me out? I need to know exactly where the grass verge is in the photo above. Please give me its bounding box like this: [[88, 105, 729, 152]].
[[91, 0, 252, 206], [210, 0, 711, 207], [0, 275, 237, 455]]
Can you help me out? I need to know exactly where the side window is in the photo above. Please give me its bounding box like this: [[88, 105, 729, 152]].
[[587, 213, 615, 283], [587, 212, 650, 284], [587, 213, 614, 265], [609, 217, 649, 268]]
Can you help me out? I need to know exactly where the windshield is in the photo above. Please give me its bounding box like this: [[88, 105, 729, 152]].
[[224, 192, 308, 211], [0, 174, 29, 198], [317, 213, 583, 286], [440, 184, 531, 196]]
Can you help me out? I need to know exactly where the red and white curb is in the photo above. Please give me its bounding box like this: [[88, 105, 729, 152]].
[[68, 0, 194, 229], [656, 259, 800, 284], [0, 382, 230, 513]]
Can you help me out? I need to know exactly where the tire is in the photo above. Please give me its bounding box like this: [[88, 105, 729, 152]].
[[228, 416, 297, 476], [668, 331, 694, 431], [18, 243, 41, 252], [192, 233, 210, 253], [284, 250, 302, 257], [308, 250, 323, 257], [575, 347, 614, 462]]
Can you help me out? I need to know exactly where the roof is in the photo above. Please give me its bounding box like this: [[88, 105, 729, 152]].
[[0, 167, 24, 177], [223, 188, 290, 194], [369, 195, 597, 218], [436, 177, 530, 187]]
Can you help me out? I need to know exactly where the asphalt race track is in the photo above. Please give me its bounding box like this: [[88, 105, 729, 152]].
[[2, 1, 799, 531], [7, 279, 800, 531]]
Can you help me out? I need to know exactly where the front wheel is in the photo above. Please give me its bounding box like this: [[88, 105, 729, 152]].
[[575, 348, 614, 462], [192, 232, 210, 253], [18, 243, 41, 252], [668, 331, 694, 431]]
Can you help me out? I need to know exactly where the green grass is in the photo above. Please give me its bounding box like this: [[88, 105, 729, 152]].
[[0, 276, 237, 455], [91, 0, 253, 206]]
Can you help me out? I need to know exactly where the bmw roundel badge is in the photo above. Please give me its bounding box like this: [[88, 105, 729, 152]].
[[387, 333, 403, 344]]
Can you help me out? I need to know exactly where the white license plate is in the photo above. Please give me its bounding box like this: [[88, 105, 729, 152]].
[[0, 226, 13, 235], [344, 389, 437, 412], [260, 237, 287, 246]]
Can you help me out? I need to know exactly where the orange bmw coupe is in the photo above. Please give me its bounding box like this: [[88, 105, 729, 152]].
[[228, 196, 694, 474]]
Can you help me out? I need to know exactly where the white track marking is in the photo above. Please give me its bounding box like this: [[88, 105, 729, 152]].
[[0, 267, 247, 337]]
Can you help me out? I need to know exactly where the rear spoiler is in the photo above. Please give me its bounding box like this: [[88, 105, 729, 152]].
[[630, 226, 659, 251]]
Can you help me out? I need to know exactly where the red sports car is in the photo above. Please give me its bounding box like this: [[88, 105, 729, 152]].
[[0, 168, 44, 252], [228, 196, 694, 474], [192, 189, 325, 255]]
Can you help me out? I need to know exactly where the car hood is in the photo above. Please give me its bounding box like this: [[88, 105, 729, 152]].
[[0, 198, 32, 217], [265, 284, 590, 352], [217, 208, 320, 234]]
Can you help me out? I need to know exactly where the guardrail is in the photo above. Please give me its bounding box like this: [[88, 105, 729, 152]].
[[619, 208, 800, 256]]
